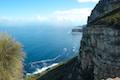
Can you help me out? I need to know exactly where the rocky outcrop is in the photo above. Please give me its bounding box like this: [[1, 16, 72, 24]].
[[88, 0, 120, 23], [79, 0, 120, 80], [36, 0, 120, 80], [80, 26, 120, 80]]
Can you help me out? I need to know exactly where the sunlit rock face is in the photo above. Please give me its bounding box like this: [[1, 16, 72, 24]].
[[88, 0, 120, 23], [79, 0, 120, 80], [80, 26, 120, 80]]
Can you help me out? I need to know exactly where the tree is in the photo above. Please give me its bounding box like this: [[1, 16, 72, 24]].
[[0, 33, 24, 80]]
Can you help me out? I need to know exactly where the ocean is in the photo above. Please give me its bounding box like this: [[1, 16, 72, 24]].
[[0, 24, 82, 73]]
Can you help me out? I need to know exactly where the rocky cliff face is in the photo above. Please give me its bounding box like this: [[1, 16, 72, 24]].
[[80, 26, 120, 80], [80, 0, 120, 80], [88, 0, 120, 23], [36, 0, 120, 80]]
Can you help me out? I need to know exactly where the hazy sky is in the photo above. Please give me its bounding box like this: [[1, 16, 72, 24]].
[[0, 0, 99, 25]]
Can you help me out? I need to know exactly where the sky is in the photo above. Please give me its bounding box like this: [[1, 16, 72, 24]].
[[0, 0, 99, 26]]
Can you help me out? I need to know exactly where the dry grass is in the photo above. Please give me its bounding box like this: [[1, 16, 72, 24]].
[[0, 33, 24, 80]]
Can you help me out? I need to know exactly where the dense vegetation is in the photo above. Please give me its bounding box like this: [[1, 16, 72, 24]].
[[0, 33, 24, 80]]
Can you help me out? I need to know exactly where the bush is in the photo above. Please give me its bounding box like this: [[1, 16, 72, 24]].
[[0, 33, 24, 80]]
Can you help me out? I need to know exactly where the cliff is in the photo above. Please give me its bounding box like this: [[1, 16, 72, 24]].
[[80, 0, 120, 79], [33, 0, 120, 80]]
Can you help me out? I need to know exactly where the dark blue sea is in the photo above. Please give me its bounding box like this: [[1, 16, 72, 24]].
[[0, 24, 82, 73]]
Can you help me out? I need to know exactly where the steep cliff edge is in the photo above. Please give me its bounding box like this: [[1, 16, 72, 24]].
[[35, 0, 120, 80], [80, 0, 120, 80]]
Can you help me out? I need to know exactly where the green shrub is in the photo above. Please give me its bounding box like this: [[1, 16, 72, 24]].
[[0, 33, 24, 80]]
